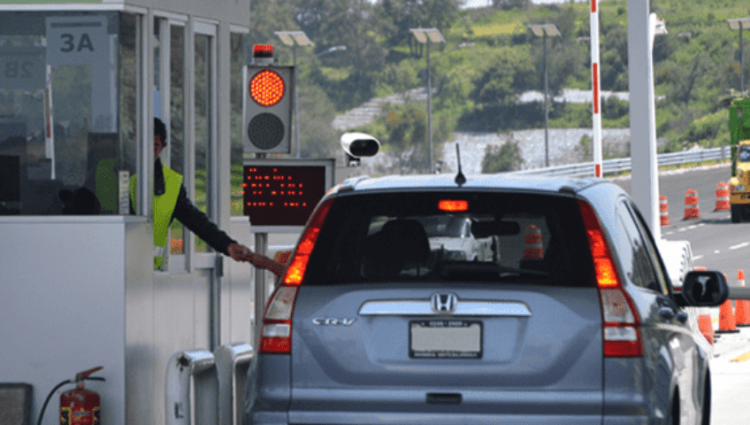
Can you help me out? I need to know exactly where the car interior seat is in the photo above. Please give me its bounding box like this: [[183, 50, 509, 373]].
[[362, 219, 431, 279]]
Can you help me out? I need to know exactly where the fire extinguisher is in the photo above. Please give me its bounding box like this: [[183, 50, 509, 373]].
[[37, 366, 105, 425]]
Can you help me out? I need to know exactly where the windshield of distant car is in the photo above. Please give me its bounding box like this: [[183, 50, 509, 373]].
[[303, 191, 595, 287], [739, 145, 750, 162], [419, 216, 471, 238]]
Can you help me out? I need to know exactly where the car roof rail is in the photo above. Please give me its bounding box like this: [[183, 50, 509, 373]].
[[339, 175, 371, 192], [559, 177, 605, 194]]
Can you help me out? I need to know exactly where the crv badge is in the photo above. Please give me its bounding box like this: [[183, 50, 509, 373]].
[[312, 317, 356, 326]]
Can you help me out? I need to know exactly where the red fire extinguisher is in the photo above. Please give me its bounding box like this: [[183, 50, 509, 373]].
[[37, 366, 105, 425]]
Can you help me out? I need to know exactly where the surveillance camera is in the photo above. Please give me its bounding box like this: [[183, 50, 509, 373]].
[[340, 132, 380, 167]]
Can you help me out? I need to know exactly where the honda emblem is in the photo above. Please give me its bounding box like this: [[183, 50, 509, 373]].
[[430, 293, 458, 314]]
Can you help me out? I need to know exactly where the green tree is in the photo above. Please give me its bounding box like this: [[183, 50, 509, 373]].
[[482, 141, 524, 173], [470, 46, 535, 106]]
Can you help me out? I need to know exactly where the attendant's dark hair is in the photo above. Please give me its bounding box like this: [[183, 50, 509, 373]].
[[154, 117, 168, 144]]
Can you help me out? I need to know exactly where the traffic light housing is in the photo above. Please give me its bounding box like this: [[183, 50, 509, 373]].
[[244, 65, 294, 154]]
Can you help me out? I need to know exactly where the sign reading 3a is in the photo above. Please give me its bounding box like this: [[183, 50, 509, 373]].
[[244, 65, 294, 154]]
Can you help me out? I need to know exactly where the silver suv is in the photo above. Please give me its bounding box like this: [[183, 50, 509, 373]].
[[245, 174, 728, 425]]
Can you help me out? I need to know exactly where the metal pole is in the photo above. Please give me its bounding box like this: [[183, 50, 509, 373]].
[[628, 0, 661, 240], [294, 46, 300, 158], [254, 152, 268, 349], [741, 26, 744, 92], [543, 33, 550, 168], [427, 41, 433, 174]]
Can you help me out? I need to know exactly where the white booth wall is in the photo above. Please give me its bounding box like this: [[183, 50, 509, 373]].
[[0, 1, 253, 424]]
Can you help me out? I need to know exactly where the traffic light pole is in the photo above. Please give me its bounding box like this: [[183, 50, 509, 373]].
[[294, 46, 300, 158], [254, 153, 268, 349], [427, 40, 433, 174]]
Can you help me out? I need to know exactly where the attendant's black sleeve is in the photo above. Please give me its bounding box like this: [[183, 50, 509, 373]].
[[172, 185, 237, 255]]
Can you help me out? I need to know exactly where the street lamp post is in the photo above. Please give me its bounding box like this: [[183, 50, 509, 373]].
[[274, 31, 313, 158], [528, 24, 561, 168], [727, 18, 750, 92], [410, 28, 445, 174]]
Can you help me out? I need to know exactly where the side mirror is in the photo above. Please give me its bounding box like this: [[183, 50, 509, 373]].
[[680, 270, 729, 307], [340, 132, 380, 167]]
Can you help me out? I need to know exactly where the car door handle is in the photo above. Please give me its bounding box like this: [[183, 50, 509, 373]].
[[658, 306, 676, 320]]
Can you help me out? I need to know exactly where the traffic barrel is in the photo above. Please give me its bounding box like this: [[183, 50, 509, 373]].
[[523, 225, 543, 259], [716, 297, 740, 334], [683, 189, 700, 220], [735, 270, 750, 326], [715, 182, 730, 211], [659, 195, 670, 226], [698, 313, 715, 346]]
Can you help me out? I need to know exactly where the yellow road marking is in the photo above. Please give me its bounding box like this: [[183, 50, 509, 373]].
[[730, 351, 750, 363], [712, 318, 719, 324]]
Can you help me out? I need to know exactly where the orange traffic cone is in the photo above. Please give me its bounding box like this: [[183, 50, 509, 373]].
[[698, 312, 715, 346], [736, 270, 750, 326], [523, 225, 543, 259], [683, 189, 700, 219], [659, 195, 671, 226], [715, 182, 730, 211], [716, 298, 740, 333]]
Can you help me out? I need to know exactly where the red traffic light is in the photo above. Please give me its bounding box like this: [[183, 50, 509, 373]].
[[249, 69, 285, 107], [253, 44, 274, 58]]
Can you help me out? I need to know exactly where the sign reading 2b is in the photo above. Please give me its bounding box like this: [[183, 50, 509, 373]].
[[46, 16, 109, 66]]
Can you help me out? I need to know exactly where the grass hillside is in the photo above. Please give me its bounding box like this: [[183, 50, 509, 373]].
[[247, 0, 750, 171]]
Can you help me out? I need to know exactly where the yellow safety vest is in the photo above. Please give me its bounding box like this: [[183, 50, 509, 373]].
[[130, 164, 183, 270], [94, 158, 118, 213]]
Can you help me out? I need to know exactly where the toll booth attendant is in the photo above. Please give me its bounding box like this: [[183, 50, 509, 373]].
[[131, 118, 283, 275]]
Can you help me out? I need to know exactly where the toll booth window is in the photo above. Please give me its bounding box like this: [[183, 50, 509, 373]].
[[0, 12, 137, 216]]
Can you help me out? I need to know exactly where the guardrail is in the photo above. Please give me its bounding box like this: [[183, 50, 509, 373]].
[[509, 146, 730, 178]]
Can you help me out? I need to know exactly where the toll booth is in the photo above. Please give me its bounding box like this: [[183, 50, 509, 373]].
[[0, 0, 253, 424]]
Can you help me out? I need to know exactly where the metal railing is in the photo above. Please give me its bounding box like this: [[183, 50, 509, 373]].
[[509, 146, 730, 178]]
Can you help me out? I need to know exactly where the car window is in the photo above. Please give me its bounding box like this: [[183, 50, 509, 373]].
[[304, 192, 595, 287], [616, 201, 666, 294], [739, 145, 750, 162], [625, 202, 670, 296]]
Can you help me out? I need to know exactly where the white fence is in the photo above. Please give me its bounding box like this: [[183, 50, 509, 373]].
[[509, 146, 730, 178]]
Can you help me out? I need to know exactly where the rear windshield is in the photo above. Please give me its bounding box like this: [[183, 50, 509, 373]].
[[304, 191, 595, 287]]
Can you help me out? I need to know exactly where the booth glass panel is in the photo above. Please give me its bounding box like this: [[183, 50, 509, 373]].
[[230, 32, 244, 216], [169, 24, 186, 255], [0, 12, 136, 216], [194, 32, 213, 253]]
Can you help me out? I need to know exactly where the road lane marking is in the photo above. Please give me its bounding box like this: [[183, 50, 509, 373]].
[[730, 242, 750, 250], [714, 250, 721, 254], [694, 255, 704, 260], [730, 351, 750, 363]]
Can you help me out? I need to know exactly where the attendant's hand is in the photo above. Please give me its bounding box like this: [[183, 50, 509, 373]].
[[227, 242, 252, 262]]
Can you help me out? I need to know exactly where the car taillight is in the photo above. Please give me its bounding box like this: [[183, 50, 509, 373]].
[[579, 200, 643, 358], [259, 286, 299, 354], [282, 198, 334, 286], [259, 198, 334, 355]]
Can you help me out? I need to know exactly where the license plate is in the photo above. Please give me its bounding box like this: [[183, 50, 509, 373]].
[[410, 320, 482, 359]]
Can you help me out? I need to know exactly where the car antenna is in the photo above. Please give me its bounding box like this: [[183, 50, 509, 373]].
[[454, 144, 466, 187]]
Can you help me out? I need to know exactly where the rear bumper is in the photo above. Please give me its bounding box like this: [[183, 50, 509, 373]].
[[250, 388, 603, 424], [287, 412, 602, 425]]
